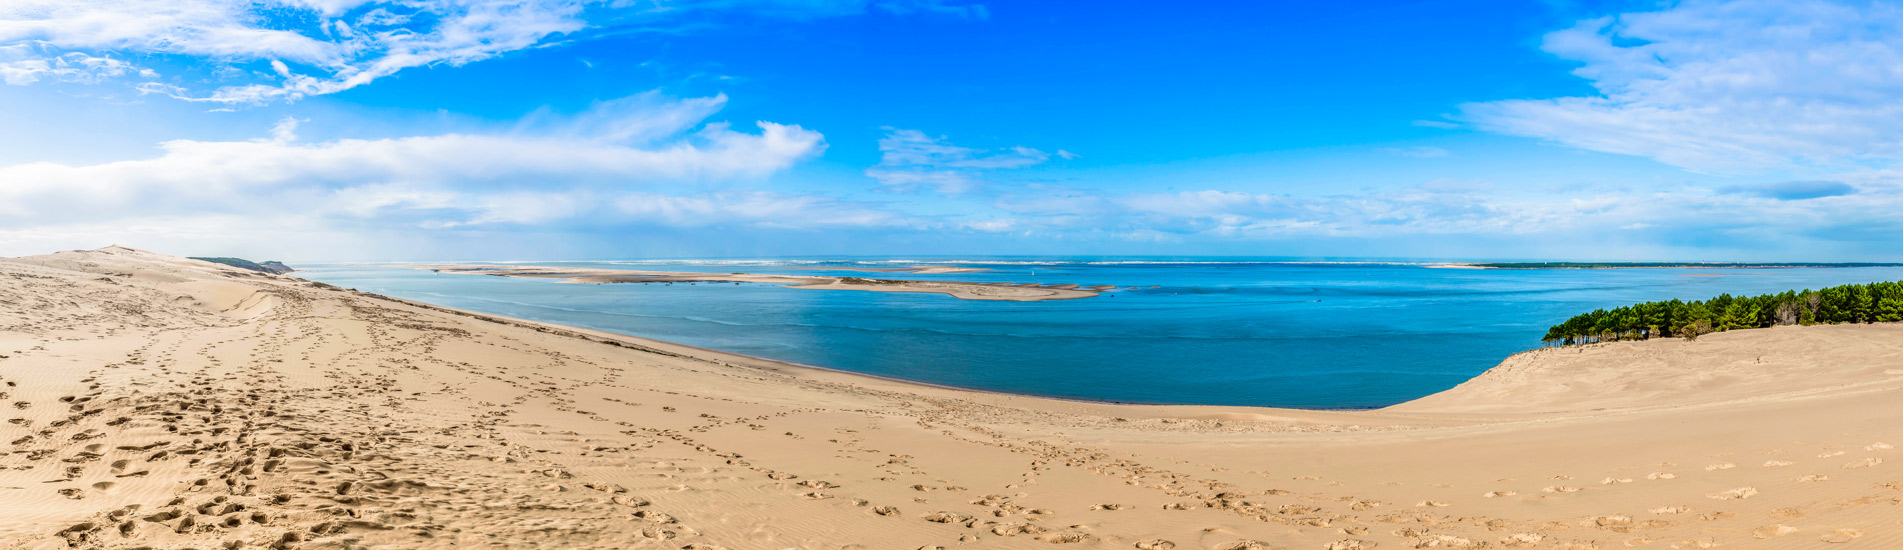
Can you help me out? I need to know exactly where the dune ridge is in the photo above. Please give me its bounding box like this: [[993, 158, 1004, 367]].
[[3, 247, 1902, 549]]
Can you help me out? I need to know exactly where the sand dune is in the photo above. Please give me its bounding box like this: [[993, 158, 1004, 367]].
[[5, 247, 1903, 549]]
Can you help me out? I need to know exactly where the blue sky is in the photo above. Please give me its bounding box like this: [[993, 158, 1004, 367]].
[[1, 0, 1898, 261]]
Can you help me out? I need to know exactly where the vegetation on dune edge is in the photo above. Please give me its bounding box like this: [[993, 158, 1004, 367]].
[[1545, 280, 1903, 346]]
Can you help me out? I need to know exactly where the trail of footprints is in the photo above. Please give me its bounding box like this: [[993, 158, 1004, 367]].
[[4, 258, 1902, 549]]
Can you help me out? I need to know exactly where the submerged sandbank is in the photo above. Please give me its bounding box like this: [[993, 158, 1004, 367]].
[[405, 263, 1111, 301]]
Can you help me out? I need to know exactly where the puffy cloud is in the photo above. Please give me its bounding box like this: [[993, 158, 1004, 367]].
[[1463, 0, 1903, 173], [0, 92, 826, 231], [863, 128, 1057, 194]]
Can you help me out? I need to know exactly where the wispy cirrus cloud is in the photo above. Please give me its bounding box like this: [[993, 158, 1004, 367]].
[[1719, 180, 1857, 201], [863, 128, 1060, 194], [0, 43, 154, 85], [0, 0, 988, 104], [1462, 0, 1903, 173], [0, 0, 589, 103]]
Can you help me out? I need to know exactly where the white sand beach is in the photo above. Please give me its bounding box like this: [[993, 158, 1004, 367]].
[[4, 247, 1901, 549]]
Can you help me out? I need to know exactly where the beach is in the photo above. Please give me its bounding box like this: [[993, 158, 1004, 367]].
[[4, 247, 1902, 549]]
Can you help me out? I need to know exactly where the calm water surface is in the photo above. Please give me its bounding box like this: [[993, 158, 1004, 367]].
[[298, 260, 1903, 409]]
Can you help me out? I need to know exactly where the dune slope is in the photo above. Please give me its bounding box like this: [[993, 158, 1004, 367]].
[[3, 247, 1901, 550]]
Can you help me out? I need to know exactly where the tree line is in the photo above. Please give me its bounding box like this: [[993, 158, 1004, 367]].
[[1543, 280, 1903, 346]]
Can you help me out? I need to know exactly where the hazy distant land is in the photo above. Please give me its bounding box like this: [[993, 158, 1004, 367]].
[[407, 263, 1118, 301], [1454, 261, 1903, 269], [187, 256, 296, 274]]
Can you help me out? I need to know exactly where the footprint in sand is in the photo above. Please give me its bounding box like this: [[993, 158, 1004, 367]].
[[1867, 442, 1894, 451], [1821, 528, 1863, 544], [1818, 450, 1846, 458], [1842, 458, 1882, 469], [1542, 486, 1582, 493], [1763, 460, 1794, 467], [1483, 491, 1516, 498], [1601, 477, 1633, 485], [1415, 500, 1449, 507], [1709, 487, 1758, 500], [1797, 474, 1830, 482], [1752, 524, 1798, 539], [1704, 463, 1736, 471], [1647, 472, 1677, 480], [1649, 505, 1689, 514]]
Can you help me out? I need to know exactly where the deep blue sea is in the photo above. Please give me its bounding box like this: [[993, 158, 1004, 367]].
[[297, 260, 1903, 409]]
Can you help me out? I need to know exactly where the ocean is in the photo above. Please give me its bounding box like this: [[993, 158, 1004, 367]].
[[297, 259, 1903, 409]]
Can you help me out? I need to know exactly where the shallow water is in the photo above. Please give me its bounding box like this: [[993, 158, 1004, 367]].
[[299, 259, 1903, 408]]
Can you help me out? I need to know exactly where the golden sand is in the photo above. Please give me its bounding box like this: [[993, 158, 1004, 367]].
[[3, 247, 1901, 549]]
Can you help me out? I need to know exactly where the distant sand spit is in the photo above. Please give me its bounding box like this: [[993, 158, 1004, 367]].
[[405, 264, 1108, 301], [4, 246, 1903, 549]]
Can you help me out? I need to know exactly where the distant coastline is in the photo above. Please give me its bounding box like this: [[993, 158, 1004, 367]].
[[404, 263, 1115, 301], [1437, 261, 1903, 270]]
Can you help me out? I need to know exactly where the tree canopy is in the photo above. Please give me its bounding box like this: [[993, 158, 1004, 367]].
[[1544, 280, 1903, 346]]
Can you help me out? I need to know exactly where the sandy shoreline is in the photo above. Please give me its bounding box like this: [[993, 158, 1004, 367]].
[[6, 247, 1903, 549], [405, 263, 1108, 301]]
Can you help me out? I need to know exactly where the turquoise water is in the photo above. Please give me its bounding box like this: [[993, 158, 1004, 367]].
[[298, 260, 1903, 409]]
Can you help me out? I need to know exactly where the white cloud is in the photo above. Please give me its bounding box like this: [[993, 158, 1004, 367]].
[[864, 128, 1058, 194], [552, 91, 731, 144], [0, 0, 988, 104], [0, 0, 587, 103], [613, 191, 901, 228], [1463, 0, 1903, 173], [0, 44, 149, 85], [0, 92, 826, 230], [977, 179, 1903, 255]]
